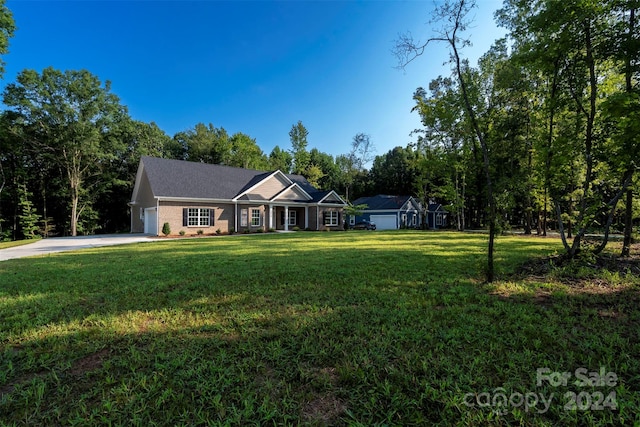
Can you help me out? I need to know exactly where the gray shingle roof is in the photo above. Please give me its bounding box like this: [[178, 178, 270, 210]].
[[352, 195, 415, 210], [140, 156, 331, 202]]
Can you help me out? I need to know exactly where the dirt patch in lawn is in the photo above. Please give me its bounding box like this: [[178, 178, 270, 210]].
[[0, 369, 49, 397], [301, 393, 347, 425], [69, 348, 110, 376]]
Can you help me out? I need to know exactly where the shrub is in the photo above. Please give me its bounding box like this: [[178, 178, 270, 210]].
[[292, 226, 300, 232], [216, 228, 221, 235], [179, 230, 185, 236], [256, 228, 264, 233], [229, 227, 235, 234], [197, 229, 204, 235], [268, 228, 276, 232], [162, 222, 171, 236], [243, 229, 252, 234]]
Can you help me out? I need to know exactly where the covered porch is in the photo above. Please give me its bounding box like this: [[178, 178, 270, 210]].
[[270, 205, 308, 231]]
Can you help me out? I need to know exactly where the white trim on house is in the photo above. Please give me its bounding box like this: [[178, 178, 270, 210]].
[[324, 211, 339, 226], [318, 190, 347, 205], [250, 208, 261, 226], [157, 196, 241, 204], [232, 170, 292, 202], [270, 183, 313, 202], [129, 160, 146, 204]]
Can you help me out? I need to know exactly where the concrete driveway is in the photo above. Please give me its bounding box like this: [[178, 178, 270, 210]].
[[0, 234, 165, 261]]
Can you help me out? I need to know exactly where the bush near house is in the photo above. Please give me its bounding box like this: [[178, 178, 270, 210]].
[[162, 222, 171, 236]]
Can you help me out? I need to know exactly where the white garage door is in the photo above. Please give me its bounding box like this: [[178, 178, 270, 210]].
[[144, 208, 158, 235], [370, 214, 397, 230]]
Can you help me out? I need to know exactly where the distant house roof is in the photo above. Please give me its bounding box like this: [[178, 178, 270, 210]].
[[133, 156, 342, 204], [351, 195, 419, 211], [427, 203, 447, 213]]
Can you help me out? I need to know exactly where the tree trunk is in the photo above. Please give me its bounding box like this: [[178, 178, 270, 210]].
[[621, 188, 633, 257], [543, 189, 548, 236], [594, 172, 633, 255], [450, 11, 496, 282], [621, 8, 636, 257]]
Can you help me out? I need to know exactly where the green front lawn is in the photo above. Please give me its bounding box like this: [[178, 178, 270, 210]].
[[0, 231, 638, 426]]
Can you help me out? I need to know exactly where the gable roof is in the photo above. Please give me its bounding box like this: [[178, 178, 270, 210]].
[[352, 195, 418, 211], [427, 203, 447, 213], [132, 156, 345, 205]]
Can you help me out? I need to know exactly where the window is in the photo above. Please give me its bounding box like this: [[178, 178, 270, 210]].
[[187, 208, 211, 227], [324, 211, 339, 226], [241, 209, 248, 227], [436, 213, 443, 226], [412, 215, 417, 226], [402, 214, 407, 226], [349, 216, 355, 225], [288, 210, 297, 226], [251, 208, 261, 226], [140, 209, 145, 220]]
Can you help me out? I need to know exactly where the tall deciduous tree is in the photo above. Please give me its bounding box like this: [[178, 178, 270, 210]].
[[269, 145, 293, 173], [396, 0, 498, 281], [370, 146, 418, 196], [498, 0, 637, 257], [228, 132, 268, 170], [3, 67, 129, 236], [289, 120, 310, 175], [0, 0, 15, 79], [174, 123, 230, 164]]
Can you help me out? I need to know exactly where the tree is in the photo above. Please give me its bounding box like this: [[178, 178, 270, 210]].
[[344, 203, 368, 230], [97, 119, 172, 232], [289, 120, 310, 175], [269, 145, 293, 173], [349, 133, 375, 171], [369, 146, 418, 196], [395, 0, 497, 281], [411, 78, 469, 230], [17, 183, 40, 239], [309, 148, 339, 190], [498, 0, 637, 257], [174, 123, 231, 164], [337, 133, 375, 201], [0, 0, 15, 79], [228, 132, 268, 170], [3, 67, 129, 236]]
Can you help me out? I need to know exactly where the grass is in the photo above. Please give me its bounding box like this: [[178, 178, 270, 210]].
[[0, 231, 638, 426], [0, 240, 36, 250]]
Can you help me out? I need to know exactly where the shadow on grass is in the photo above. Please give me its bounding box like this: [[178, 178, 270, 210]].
[[1, 232, 638, 425]]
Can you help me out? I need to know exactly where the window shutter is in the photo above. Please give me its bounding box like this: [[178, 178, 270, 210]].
[[210, 208, 215, 225], [323, 211, 328, 225], [183, 208, 188, 227]]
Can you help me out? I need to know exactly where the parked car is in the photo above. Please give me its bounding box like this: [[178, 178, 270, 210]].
[[353, 220, 376, 230]]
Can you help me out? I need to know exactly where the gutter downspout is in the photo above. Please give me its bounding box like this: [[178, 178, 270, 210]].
[[156, 197, 160, 236]]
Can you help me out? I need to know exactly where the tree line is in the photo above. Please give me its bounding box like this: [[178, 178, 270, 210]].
[[0, 67, 380, 239], [1, 0, 638, 272]]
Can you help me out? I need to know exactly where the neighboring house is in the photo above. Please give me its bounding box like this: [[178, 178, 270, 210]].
[[350, 195, 422, 230], [426, 203, 448, 230], [129, 156, 347, 236]]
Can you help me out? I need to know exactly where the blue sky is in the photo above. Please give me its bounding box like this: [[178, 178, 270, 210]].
[[2, 0, 504, 161]]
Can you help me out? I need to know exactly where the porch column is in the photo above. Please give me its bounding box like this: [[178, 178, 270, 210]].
[[269, 204, 274, 230], [284, 206, 289, 231], [304, 206, 309, 229]]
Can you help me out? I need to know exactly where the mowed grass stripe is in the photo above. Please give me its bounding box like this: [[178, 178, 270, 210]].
[[0, 231, 638, 426]]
